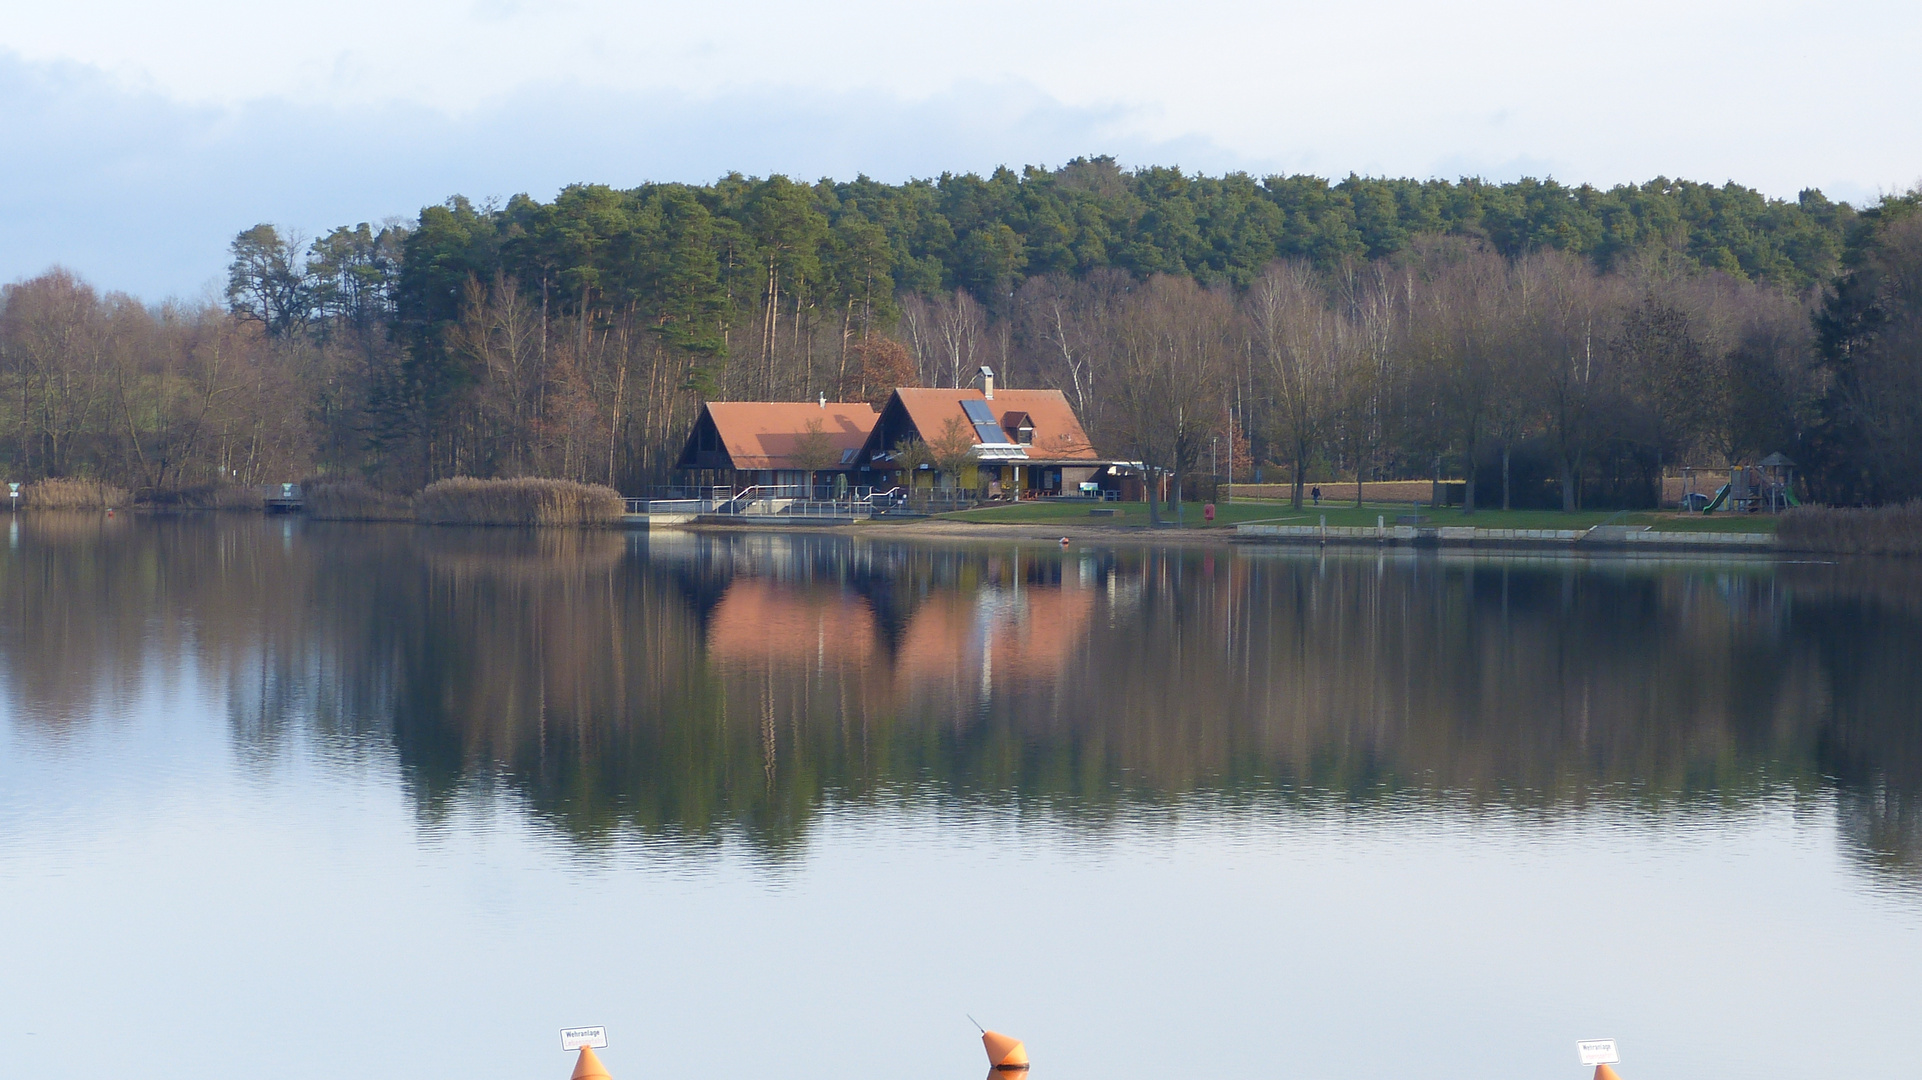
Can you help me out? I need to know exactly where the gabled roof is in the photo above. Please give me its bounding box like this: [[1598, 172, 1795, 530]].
[[880, 388, 1099, 461], [698, 401, 878, 470]]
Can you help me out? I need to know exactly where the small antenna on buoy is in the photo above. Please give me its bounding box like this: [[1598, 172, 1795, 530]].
[[967, 1014, 985, 1033]]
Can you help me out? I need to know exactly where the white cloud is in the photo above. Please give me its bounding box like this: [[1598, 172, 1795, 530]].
[[2, 0, 1919, 296], [0, 53, 1241, 298]]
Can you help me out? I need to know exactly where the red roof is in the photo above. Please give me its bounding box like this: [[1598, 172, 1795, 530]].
[[888, 388, 1098, 460], [701, 401, 878, 470]]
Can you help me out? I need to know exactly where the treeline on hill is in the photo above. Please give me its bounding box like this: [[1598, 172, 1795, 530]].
[[1, 158, 1919, 507]]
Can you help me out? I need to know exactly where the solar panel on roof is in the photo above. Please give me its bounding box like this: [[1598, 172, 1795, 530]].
[[960, 399, 1012, 444]]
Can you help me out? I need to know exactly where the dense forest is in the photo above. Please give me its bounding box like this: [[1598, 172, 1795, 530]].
[[2, 158, 1919, 506]]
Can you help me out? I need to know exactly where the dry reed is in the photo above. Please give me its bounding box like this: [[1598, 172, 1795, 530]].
[[18, 477, 129, 510], [304, 480, 416, 522], [413, 477, 624, 527], [1778, 502, 1922, 556]]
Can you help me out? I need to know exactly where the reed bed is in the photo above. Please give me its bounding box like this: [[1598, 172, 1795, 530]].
[[18, 477, 129, 510], [1778, 501, 1922, 556], [413, 477, 624, 527], [304, 480, 415, 522]]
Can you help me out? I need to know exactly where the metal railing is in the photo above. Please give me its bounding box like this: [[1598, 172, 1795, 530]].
[[622, 485, 915, 518], [621, 483, 1115, 516]]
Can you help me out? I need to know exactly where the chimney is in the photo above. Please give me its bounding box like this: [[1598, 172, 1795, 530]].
[[979, 365, 995, 399], [818, 392, 826, 408]]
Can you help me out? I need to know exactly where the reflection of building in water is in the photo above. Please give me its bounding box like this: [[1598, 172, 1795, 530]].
[[894, 586, 1094, 693], [703, 574, 1095, 695], [706, 580, 879, 667]]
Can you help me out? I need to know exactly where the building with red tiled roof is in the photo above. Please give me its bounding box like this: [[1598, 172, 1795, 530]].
[[674, 370, 1133, 498], [674, 399, 878, 491], [856, 370, 1118, 497]]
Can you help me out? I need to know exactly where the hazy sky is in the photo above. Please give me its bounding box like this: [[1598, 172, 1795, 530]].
[[3, 0, 1919, 299]]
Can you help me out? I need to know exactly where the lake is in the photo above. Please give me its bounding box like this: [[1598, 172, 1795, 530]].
[[2, 515, 1919, 1080]]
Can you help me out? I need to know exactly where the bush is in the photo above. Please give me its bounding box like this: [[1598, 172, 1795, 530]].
[[18, 477, 129, 510], [211, 485, 266, 511], [305, 480, 414, 522], [413, 477, 624, 527], [139, 484, 264, 511], [1778, 501, 1922, 556]]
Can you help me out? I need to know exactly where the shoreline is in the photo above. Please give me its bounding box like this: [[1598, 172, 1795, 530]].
[[664, 516, 1789, 553], [15, 506, 1863, 558], [673, 516, 1246, 545]]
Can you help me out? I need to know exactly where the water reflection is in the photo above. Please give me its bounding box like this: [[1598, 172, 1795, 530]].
[[3, 515, 1920, 882]]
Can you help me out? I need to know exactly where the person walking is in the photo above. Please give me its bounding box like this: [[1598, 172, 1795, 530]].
[[1312, 485, 1321, 506]]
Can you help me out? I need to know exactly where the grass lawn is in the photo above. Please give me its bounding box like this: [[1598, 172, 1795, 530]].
[[940, 499, 1780, 533]]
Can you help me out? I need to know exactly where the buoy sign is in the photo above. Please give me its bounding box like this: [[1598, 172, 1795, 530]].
[[1577, 1040, 1620, 1066], [561, 1026, 609, 1051]]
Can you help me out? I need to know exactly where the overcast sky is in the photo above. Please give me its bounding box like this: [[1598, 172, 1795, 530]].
[[3, 0, 1919, 300]]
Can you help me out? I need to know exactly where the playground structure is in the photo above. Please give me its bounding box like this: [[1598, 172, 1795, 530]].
[[1688, 453, 1800, 514]]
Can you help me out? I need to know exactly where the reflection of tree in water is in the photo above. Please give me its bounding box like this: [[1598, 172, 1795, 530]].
[[5, 520, 1922, 884], [1787, 563, 1922, 884]]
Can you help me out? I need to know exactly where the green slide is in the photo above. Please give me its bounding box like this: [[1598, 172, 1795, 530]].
[[1702, 484, 1731, 513]]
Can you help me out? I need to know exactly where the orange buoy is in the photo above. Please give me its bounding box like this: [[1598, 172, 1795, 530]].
[[571, 1044, 613, 1080], [982, 1030, 1030, 1078], [1594, 1065, 1622, 1080]]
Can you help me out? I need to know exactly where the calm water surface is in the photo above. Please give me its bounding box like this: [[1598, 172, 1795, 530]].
[[2, 516, 1920, 1080]]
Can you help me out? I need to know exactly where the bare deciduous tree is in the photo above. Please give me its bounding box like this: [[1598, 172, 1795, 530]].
[[1110, 275, 1236, 522], [1248, 261, 1345, 509]]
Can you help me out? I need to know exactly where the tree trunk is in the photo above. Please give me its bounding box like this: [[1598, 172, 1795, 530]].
[[608, 351, 627, 487], [1502, 442, 1512, 511], [836, 298, 853, 397]]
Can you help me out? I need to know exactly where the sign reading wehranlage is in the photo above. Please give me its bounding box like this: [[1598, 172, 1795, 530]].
[[561, 1026, 608, 1051], [1578, 1040, 1620, 1066]]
